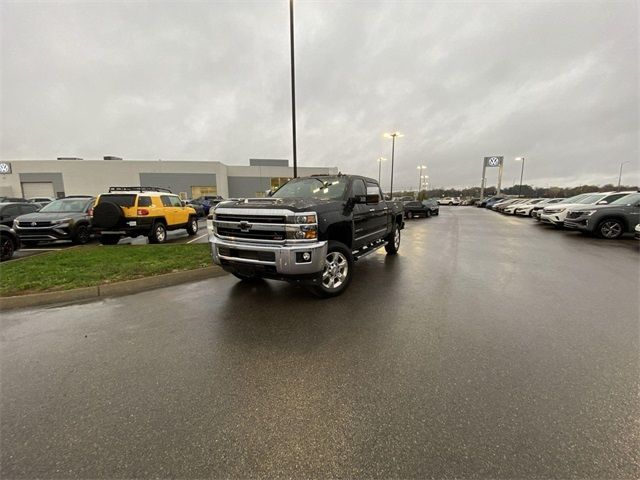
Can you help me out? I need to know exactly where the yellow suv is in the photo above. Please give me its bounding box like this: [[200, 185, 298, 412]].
[[92, 187, 198, 245]]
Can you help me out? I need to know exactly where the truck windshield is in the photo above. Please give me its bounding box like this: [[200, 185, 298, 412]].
[[271, 177, 347, 200]]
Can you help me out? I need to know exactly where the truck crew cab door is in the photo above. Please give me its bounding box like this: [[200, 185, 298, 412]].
[[351, 178, 375, 249], [365, 180, 389, 237]]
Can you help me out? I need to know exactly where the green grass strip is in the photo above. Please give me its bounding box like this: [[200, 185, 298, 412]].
[[0, 244, 211, 296]]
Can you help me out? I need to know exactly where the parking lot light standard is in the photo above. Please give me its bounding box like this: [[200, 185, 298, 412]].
[[515, 157, 525, 197], [384, 131, 404, 198], [417, 165, 426, 199], [377, 157, 387, 187], [617, 161, 629, 191]]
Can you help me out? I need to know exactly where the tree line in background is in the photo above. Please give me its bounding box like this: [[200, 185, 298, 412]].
[[391, 184, 638, 201]]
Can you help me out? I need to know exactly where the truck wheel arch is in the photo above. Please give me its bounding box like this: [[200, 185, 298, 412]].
[[325, 222, 353, 249]]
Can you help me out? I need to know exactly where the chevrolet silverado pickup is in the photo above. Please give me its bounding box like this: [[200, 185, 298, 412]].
[[208, 174, 404, 297]]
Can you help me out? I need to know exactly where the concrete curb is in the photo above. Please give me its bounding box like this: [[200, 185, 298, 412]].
[[0, 266, 227, 311]]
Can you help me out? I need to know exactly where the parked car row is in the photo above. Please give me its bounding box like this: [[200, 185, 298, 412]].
[[0, 188, 229, 260], [480, 192, 640, 239], [402, 199, 439, 219]]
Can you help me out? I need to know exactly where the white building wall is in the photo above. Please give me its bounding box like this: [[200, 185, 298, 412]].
[[0, 160, 337, 198]]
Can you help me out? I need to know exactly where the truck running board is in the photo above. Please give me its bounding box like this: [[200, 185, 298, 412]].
[[353, 240, 388, 261]]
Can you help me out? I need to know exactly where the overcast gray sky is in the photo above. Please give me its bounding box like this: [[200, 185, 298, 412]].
[[1, 0, 638, 190]]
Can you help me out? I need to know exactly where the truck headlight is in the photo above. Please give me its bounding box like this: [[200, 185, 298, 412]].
[[286, 224, 317, 240], [294, 214, 317, 224]]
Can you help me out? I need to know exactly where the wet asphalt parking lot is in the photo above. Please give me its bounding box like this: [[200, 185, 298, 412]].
[[1, 208, 639, 478]]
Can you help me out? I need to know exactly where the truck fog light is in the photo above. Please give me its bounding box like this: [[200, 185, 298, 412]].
[[295, 231, 305, 239], [296, 251, 312, 263]]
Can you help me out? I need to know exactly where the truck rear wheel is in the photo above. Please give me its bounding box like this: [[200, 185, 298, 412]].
[[307, 241, 353, 298], [384, 224, 401, 254]]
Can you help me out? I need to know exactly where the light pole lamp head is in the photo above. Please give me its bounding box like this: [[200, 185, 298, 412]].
[[377, 157, 387, 163], [384, 131, 404, 139], [515, 157, 525, 161]]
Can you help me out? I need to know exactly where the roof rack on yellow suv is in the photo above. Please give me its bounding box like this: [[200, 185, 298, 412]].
[[108, 186, 172, 193]]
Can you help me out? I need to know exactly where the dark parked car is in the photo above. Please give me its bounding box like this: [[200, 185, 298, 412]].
[[185, 201, 206, 218], [478, 196, 506, 208], [191, 195, 224, 215], [13, 197, 95, 245], [0, 202, 40, 227], [563, 192, 640, 239], [0, 225, 20, 261], [403, 200, 430, 219]]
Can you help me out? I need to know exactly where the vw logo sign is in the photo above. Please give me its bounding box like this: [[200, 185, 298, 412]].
[[488, 157, 500, 167], [0, 162, 11, 174]]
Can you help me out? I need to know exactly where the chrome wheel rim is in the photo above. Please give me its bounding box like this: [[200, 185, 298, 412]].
[[322, 251, 348, 290], [156, 226, 166, 241], [601, 221, 622, 238], [407, 212, 413, 219], [191, 219, 198, 232], [394, 229, 401, 249]]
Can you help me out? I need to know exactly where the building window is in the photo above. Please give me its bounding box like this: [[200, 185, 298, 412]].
[[270, 177, 291, 190], [191, 186, 217, 198]]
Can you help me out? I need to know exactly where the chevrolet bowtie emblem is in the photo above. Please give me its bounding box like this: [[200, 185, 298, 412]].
[[239, 221, 252, 232]]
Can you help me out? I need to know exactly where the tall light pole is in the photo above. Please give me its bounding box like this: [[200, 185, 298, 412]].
[[384, 131, 403, 198], [289, 0, 298, 178], [515, 157, 525, 197], [618, 161, 629, 191], [376, 157, 387, 187], [416, 165, 426, 198]]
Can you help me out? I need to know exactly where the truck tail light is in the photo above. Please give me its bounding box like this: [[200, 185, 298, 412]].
[[137, 208, 150, 216]]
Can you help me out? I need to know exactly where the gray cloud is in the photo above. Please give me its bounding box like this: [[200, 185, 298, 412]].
[[1, 0, 638, 190]]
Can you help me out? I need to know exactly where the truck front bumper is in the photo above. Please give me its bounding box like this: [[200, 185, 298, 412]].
[[210, 235, 328, 276]]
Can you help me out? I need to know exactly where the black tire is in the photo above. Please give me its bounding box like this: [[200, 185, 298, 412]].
[[425, 210, 431, 218], [406, 211, 413, 219], [307, 240, 353, 298], [186, 216, 198, 236], [597, 219, 624, 239], [448, 202, 453, 205], [148, 222, 167, 244], [385, 223, 401, 254], [92, 201, 123, 229], [0, 235, 15, 261], [72, 224, 91, 245], [434, 210, 439, 216], [99, 234, 120, 245]]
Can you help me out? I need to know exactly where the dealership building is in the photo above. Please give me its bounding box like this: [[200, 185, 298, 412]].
[[0, 158, 338, 200]]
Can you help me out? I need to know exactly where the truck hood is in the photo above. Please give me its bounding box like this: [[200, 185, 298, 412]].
[[215, 197, 344, 214]]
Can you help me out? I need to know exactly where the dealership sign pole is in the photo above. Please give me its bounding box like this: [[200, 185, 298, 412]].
[[480, 156, 504, 200]]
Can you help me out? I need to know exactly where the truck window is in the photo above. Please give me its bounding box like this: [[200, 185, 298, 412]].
[[352, 179, 366, 197]]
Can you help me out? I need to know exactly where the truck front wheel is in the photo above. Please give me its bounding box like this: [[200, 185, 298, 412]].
[[307, 241, 353, 298]]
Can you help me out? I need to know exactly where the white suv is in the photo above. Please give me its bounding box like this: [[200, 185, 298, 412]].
[[438, 197, 460, 206]]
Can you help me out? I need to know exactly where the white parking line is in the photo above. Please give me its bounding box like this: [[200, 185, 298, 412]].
[[186, 233, 207, 244]]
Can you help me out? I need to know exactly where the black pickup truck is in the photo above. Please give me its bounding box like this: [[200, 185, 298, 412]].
[[208, 174, 404, 297]]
